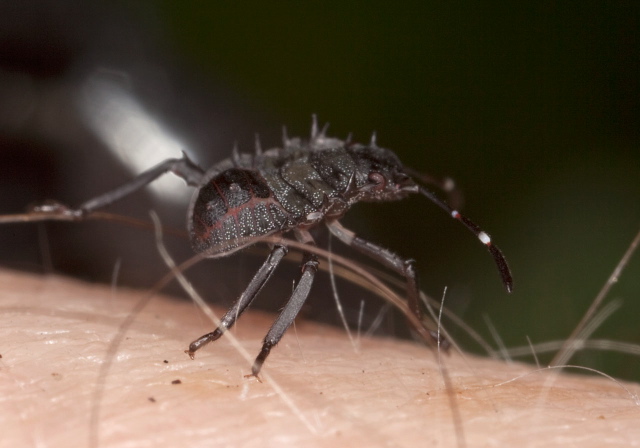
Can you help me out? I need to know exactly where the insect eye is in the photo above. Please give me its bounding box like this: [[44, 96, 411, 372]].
[[368, 172, 385, 186]]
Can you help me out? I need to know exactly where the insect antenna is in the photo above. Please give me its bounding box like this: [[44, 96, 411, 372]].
[[416, 185, 514, 293], [405, 167, 464, 210]]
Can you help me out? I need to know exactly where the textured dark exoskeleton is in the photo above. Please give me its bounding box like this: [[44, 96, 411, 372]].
[[16, 117, 513, 377]]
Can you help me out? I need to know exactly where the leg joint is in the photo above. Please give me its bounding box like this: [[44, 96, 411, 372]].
[[301, 252, 319, 273], [403, 258, 417, 278]]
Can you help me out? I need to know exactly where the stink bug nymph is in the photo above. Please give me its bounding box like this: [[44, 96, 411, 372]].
[[14, 117, 513, 377]]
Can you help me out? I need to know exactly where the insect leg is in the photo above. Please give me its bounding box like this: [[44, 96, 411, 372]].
[[326, 219, 448, 347], [76, 154, 204, 213], [185, 244, 288, 358], [26, 154, 204, 220], [404, 167, 464, 210], [326, 220, 422, 320], [251, 231, 319, 377]]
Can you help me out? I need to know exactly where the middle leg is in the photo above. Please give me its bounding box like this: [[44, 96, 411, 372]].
[[250, 229, 319, 377], [186, 244, 288, 358]]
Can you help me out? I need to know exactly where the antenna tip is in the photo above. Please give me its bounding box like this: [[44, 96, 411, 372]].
[[505, 281, 514, 294], [488, 244, 514, 293]]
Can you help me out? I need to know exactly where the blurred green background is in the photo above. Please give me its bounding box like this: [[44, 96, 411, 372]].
[[117, 2, 640, 380]]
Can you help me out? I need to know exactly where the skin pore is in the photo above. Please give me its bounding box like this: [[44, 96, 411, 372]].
[[1, 268, 639, 448]]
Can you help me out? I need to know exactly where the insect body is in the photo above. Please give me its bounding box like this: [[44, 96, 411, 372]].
[[189, 135, 413, 256], [14, 118, 513, 377]]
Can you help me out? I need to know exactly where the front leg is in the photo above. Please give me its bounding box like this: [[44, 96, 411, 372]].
[[327, 220, 421, 319], [327, 220, 444, 346]]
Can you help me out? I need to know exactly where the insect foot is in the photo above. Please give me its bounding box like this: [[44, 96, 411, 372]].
[[28, 200, 85, 220]]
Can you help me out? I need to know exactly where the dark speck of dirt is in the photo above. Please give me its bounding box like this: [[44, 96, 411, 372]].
[[171, 379, 182, 385]]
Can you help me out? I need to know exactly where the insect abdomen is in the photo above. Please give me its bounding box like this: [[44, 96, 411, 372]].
[[189, 168, 291, 256]]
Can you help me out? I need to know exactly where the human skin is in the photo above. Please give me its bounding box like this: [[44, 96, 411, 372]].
[[1, 269, 639, 448]]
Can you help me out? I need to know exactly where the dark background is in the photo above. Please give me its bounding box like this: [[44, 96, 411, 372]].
[[1, 2, 638, 381]]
